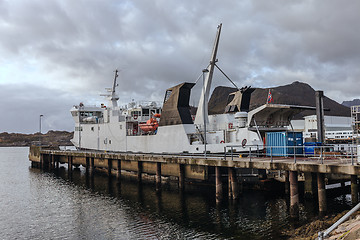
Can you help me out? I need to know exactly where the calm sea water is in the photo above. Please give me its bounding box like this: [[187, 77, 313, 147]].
[[0, 147, 353, 240]]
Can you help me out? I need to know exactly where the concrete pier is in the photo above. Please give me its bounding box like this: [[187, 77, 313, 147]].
[[351, 175, 358, 204], [289, 171, 299, 216], [317, 173, 327, 213], [29, 145, 360, 218], [215, 166, 222, 203]]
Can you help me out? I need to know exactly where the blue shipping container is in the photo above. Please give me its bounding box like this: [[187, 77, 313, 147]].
[[304, 142, 322, 155], [266, 132, 303, 156]]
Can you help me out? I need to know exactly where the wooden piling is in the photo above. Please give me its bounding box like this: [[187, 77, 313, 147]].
[[107, 159, 112, 177], [156, 162, 161, 192], [228, 167, 238, 200], [179, 164, 185, 190], [137, 161, 142, 182], [285, 171, 290, 195], [351, 175, 358, 204], [51, 154, 55, 169], [117, 159, 121, 180], [68, 156, 72, 171], [215, 166, 222, 203], [289, 171, 299, 216], [89, 157, 94, 176], [228, 168, 232, 199], [304, 172, 317, 199], [317, 173, 327, 213]]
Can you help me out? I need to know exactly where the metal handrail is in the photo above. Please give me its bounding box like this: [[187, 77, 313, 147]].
[[223, 144, 359, 165], [318, 202, 360, 239]]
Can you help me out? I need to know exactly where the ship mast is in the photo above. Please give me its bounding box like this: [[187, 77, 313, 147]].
[[194, 23, 222, 125], [110, 69, 119, 108]]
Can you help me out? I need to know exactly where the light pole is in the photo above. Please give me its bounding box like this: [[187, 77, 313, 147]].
[[39, 115, 43, 134], [202, 69, 209, 158]]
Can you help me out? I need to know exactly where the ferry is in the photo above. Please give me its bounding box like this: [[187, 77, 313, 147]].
[[70, 24, 314, 154]]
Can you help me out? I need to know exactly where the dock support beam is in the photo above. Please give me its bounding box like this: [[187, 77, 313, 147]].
[[179, 164, 185, 190], [228, 167, 238, 200], [351, 175, 358, 204], [289, 171, 299, 216], [117, 160, 121, 181], [304, 172, 317, 199], [215, 166, 223, 203], [137, 161, 142, 182], [107, 159, 112, 177], [317, 173, 327, 213], [89, 157, 94, 176], [68, 156, 73, 172], [285, 171, 290, 195], [156, 162, 161, 192]]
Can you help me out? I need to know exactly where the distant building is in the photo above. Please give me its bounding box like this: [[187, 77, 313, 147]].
[[290, 115, 352, 142]]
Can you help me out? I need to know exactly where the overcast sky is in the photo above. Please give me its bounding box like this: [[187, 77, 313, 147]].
[[1, 0, 360, 133]]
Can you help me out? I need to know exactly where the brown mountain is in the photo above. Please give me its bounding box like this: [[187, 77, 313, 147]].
[[208, 81, 350, 118], [0, 131, 73, 147], [342, 99, 360, 107]]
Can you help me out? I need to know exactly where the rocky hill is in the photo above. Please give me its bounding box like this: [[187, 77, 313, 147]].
[[208, 81, 351, 118], [0, 131, 73, 147]]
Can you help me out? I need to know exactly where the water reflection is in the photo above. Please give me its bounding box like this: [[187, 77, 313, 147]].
[[46, 166, 301, 239], [7, 149, 348, 239]]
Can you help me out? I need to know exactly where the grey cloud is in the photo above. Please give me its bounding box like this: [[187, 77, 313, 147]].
[[1, 0, 360, 132]]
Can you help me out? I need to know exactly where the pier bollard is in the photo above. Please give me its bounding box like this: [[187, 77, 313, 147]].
[[317, 173, 327, 214], [179, 164, 185, 190], [285, 171, 290, 195], [351, 175, 359, 205], [137, 161, 142, 182], [289, 171, 299, 217], [215, 166, 223, 203], [156, 162, 162, 192]]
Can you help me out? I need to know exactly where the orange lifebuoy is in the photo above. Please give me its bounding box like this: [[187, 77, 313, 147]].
[[134, 116, 138, 120], [220, 140, 225, 143], [228, 123, 233, 129], [133, 129, 137, 135]]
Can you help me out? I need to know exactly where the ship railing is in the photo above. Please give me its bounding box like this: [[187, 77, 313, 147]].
[[224, 144, 359, 165]]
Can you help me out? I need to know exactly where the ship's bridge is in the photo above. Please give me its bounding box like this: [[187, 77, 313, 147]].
[[70, 105, 104, 124]]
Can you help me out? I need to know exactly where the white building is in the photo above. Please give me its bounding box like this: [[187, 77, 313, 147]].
[[290, 115, 352, 141]]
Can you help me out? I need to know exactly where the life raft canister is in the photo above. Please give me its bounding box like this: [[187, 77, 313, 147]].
[[241, 139, 247, 147]]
